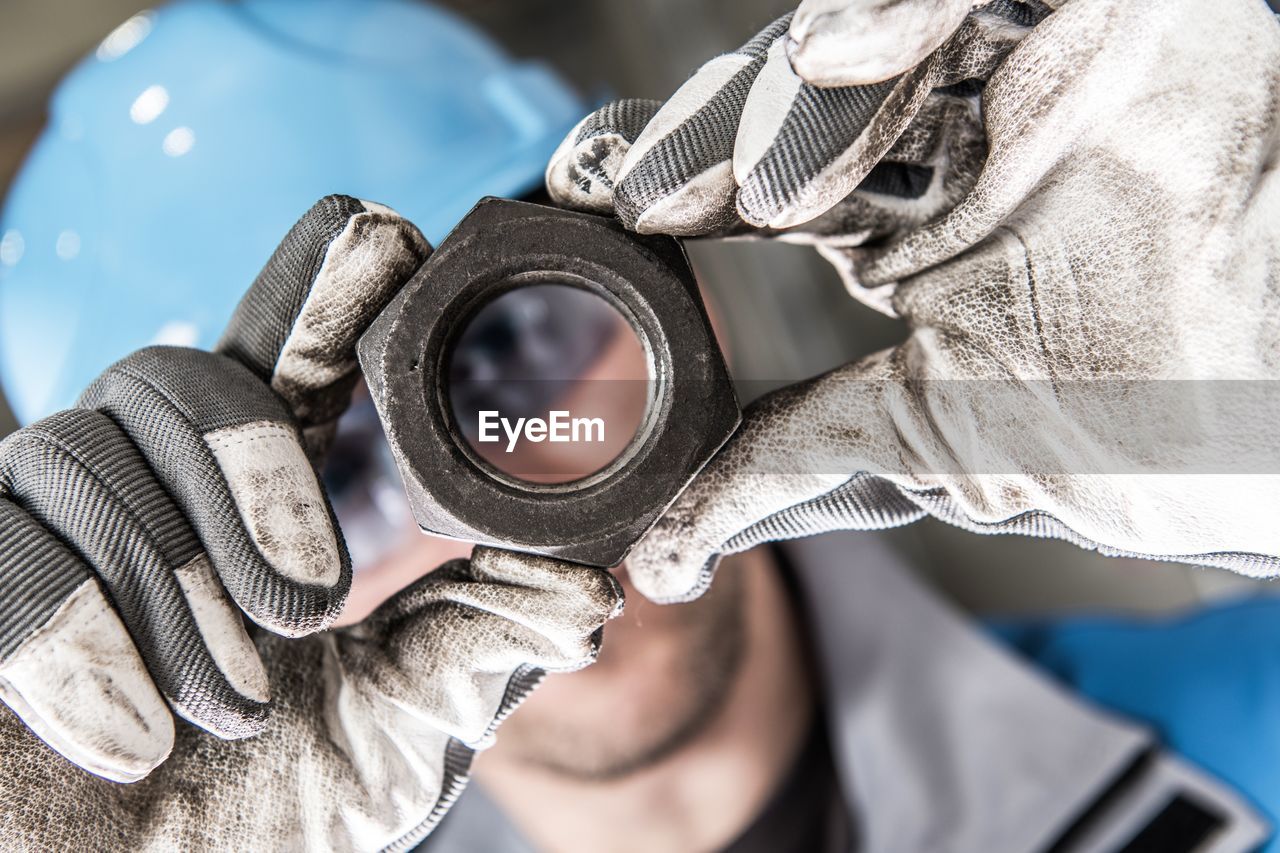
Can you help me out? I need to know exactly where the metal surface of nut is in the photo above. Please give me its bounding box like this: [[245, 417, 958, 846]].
[[358, 198, 740, 567]]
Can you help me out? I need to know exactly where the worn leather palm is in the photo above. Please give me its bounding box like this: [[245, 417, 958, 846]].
[[0, 197, 622, 850], [547, 0, 1280, 603]]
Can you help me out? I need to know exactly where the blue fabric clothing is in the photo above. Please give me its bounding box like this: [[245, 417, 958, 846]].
[[994, 597, 1280, 851]]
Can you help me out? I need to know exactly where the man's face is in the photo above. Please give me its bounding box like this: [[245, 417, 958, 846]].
[[331, 280, 751, 778], [495, 563, 746, 780]]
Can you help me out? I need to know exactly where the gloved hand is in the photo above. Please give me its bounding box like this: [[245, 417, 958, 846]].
[[547, 0, 1280, 602], [0, 196, 622, 850]]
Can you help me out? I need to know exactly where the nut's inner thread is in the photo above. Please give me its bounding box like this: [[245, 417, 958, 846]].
[[446, 283, 654, 485]]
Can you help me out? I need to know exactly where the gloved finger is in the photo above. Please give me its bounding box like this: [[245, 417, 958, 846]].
[[608, 14, 794, 236], [0, 410, 270, 741], [216, 195, 431, 458], [545, 99, 663, 214], [0, 498, 174, 783], [735, 5, 1036, 230], [786, 0, 976, 86], [770, 92, 987, 243], [80, 346, 348, 638]]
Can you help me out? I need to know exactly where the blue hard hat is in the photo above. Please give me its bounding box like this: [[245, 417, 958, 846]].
[[0, 0, 586, 424]]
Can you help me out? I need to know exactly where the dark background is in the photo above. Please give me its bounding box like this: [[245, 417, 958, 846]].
[[2, 0, 1274, 613]]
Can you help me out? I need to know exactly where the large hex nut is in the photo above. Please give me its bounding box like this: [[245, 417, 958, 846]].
[[358, 198, 740, 567]]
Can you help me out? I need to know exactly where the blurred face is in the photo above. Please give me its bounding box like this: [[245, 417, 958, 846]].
[[328, 280, 749, 778], [499, 564, 746, 779]]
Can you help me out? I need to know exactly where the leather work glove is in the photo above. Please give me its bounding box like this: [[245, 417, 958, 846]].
[[0, 196, 622, 850], [547, 0, 1280, 602]]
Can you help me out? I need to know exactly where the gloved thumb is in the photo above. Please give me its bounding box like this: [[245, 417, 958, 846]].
[[300, 547, 624, 848], [340, 548, 624, 746], [623, 375, 923, 603]]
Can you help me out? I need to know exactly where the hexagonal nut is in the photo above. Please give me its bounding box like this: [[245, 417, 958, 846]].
[[357, 198, 740, 567]]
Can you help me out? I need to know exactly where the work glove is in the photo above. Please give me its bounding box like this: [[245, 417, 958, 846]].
[[547, 0, 1280, 602], [0, 196, 622, 850]]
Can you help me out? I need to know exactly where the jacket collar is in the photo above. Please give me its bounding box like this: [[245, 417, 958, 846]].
[[784, 531, 1265, 853]]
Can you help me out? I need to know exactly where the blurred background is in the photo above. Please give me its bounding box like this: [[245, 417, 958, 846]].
[[0, 0, 1272, 616]]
